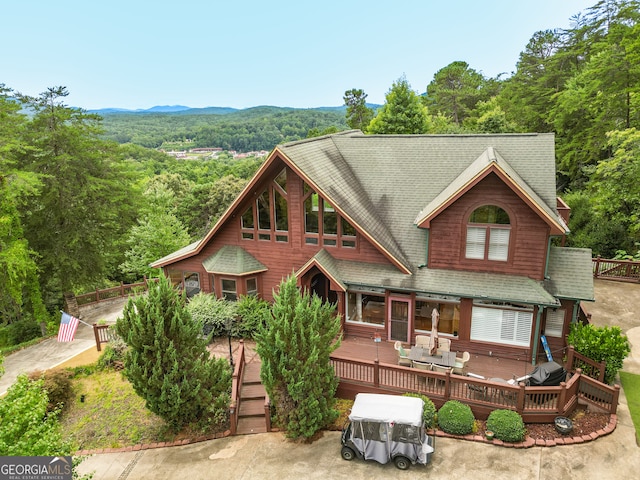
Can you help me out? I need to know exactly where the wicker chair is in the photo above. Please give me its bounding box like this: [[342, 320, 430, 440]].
[[453, 351, 471, 374], [394, 341, 412, 367]]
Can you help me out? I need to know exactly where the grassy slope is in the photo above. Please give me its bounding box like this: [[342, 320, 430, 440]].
[[620, 372, 640, 444]]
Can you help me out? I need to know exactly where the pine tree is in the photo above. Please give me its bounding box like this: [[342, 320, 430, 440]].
[[256, 275, 342, 439], [116, 276, 231, 431]]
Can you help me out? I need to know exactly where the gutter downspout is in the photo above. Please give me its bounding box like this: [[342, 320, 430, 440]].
[[532, 306, 543, 365]]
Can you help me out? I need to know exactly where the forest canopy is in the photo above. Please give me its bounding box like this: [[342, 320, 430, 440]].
[[1, 0, 639, 340]]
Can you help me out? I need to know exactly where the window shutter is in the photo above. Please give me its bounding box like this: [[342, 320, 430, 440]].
[[488, 228, 510, 261], [471, 306, 532, 346], [466, 227, 486, 259], [545, 309, 565, 337]]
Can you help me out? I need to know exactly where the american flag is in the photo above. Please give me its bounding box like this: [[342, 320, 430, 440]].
[[58, 312, 80, 342]]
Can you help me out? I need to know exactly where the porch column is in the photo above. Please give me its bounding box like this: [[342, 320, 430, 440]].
[[531, 306, 543, 365]]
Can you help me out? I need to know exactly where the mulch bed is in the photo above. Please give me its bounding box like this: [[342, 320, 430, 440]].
[[477, 405, 611, 441]]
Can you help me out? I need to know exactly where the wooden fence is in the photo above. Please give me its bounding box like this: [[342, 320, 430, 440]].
[[593, 256, 640, 283], [75, 277, 158, 306], [330, 354, 619, 423]]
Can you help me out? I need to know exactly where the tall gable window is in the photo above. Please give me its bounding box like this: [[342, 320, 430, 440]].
[[303, 183, 357, 248], [241, 168, 288, 242], [465, 205, 510, 261]]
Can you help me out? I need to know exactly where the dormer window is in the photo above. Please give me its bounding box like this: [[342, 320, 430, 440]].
[[465, 205, 510, 261]]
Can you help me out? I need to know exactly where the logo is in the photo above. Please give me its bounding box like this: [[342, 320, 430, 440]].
[[0, 456, 72, 480]]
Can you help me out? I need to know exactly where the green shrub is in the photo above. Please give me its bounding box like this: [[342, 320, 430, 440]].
[[486, 409, 526, 442], [403, 392, 437, 429], [186, 293, 238, 338], [437, 400, 475, 435], [27, 369, 73, 413], [567, 323, 630, 384], [235, 295, 271, 338], [4, 318, 42, 346], [97, 333, 128, 370]]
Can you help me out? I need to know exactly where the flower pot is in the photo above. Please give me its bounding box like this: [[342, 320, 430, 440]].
[[554, 416, 573, 435], [485, 431, 495, 440]]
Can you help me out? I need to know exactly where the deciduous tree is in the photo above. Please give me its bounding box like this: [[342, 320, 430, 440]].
[[367, 75, 430, 134]]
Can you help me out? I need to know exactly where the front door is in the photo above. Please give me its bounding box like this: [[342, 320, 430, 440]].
[[388, 297, 412, 343]]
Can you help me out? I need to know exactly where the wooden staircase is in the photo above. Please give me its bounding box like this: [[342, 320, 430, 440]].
[[235, 362, 269, 435]]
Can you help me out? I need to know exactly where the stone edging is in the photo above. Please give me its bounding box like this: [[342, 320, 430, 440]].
[[429, 414, 617, 448], [76, 415, 617, 455]]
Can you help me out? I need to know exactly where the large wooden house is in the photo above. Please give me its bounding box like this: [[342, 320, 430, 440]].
[[152, 131, 594, 363]]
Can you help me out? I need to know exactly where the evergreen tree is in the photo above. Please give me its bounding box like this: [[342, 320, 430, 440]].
[[116, 275, 231, 431], [343, 88, 374, 131], [16, 87, 141, 307], [256, 275, 341, 440], [367, 75, 430, 134]]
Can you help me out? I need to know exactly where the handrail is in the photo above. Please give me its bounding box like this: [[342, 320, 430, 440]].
[[229, 340, 246, 435]]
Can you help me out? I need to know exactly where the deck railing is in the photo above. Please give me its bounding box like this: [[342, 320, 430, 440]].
[[565, 346, 607, 382], [330, 354, 619, 423], [593, 256, 640, 283]]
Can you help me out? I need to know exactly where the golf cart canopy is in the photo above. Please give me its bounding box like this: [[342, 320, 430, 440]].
[[349, 393, 424, 427]]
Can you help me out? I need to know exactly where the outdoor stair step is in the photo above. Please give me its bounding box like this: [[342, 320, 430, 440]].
[[241, 383, 266, 400], [243, 363, 261, 383], [239, 398, 266, 417], [235, 416, 268, 435]]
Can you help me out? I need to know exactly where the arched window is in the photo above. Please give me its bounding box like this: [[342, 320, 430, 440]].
[[465, 205, 510, 261]]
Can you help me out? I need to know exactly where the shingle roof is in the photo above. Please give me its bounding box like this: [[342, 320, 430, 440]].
[[201, 245, 267, 275], [311, 250, 559, 306], [279, 132, 562, 271], [546, 247, 595, 301], [151, 240, 200, 268]]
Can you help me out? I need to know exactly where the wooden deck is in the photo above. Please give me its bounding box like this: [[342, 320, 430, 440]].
[[335, 336, 538, 381]]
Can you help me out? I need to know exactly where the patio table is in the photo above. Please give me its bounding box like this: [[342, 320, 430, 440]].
[[408, 348, 456, 367]]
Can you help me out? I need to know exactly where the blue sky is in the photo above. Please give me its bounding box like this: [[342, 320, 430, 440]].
[[3, 0, 595, 110]]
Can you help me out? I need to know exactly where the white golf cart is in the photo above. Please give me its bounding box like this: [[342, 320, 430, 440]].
[[340, 393, 435, 470]]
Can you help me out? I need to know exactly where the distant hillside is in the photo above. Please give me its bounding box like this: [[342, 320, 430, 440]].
[[99, 105, 352, 151]]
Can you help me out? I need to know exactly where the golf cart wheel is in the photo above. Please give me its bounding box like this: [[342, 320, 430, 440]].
[[341, 446, 355, 461], [394, 456, 411, 470]]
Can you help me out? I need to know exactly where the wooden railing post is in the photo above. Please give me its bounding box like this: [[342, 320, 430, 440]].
[[95, 288, 100, 303], [120, 281, 124, 296], [611, 385, 621, 414], [566, 346, 575, 371], [373, 359, 380, 387], [93, 323, 102, 352]]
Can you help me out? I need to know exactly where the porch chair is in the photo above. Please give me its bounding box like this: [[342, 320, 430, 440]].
[[412, 360, 432, 388], [394, 341, 412, 367], [415, 335, 430, 349], [436, 338, 451, 353], [432, 364, 452, 387], [453, 351, 471, 375]]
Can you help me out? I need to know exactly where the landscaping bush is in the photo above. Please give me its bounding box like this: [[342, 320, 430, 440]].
[[437, 400, 475, 435], [28, 369, 73, 413], [97, 332, 128, 370], [567, 323, 630, 384], [186, 293, 238, 338], [486, 409, 526, 442], [403, 392, 437, 429], [3, 318, 42, 346], [235, 295, 271, 338]]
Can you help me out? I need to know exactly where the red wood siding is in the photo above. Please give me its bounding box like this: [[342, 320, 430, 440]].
[[428, 173, 550, 280], [169, 164, 394, 302]]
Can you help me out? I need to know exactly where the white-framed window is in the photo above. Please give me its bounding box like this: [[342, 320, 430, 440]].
[[221, 278, 238, 301], [470, 305, 533, 347], [465, 205, 510, 261], [545, 309, 565, 337]]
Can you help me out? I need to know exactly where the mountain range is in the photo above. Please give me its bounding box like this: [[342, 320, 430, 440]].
[[88, 104, 353, 115]]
